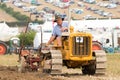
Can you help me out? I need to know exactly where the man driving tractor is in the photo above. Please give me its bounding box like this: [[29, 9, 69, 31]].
[[46, 15, 68, 46]]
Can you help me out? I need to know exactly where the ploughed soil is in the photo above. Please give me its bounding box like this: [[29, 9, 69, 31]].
[[0, 54, 120, 80], [0, 65, 119, 80], [0, 66, 101, 80], [0, 66, 59, 80]]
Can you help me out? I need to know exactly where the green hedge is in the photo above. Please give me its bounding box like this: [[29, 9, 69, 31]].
[[7, 20, 44, 27], [6, 21, 28, 27], [0, 3, 43, 22], [0, 3, 44, 26]]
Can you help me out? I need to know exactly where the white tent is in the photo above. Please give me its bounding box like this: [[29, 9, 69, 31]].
[[33, 19, 120, 49], [0, 22, 19, 41], [70, 19, 120, 30], [33, 21, 53, 49]]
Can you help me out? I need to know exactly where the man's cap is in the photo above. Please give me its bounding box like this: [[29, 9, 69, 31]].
[[54, 15, 64, 22]]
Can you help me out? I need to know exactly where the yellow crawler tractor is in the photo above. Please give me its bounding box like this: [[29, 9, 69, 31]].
[[41, 26, 107, 75]]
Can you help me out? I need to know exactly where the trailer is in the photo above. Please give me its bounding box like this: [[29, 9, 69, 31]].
[[0, 22, 19, 55]]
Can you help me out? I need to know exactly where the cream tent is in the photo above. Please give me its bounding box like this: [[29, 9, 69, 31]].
[[0, 22, 19, 41]]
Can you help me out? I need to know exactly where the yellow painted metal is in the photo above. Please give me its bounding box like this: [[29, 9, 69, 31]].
[[69, 26, 74, 33], [61, 31, 93, 61], [53, 26, 93, 65]]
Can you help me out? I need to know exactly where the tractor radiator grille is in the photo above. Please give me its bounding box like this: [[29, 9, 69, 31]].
[[72, 37, 90, 56]]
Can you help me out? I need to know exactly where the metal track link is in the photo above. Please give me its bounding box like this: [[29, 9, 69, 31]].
[[94, 50, 107, 75], [43, 50, 62, 75], [50, 50, 62, 75]]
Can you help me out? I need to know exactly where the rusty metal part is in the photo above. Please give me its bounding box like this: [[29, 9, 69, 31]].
[[25, 56, 41, 71], [18, 55, 41, 72], [92, 41, 103, 50]]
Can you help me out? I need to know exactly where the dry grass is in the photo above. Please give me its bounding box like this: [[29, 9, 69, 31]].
[[107, 53, 120, 76], [0, 9, 17, 22], [0, 54, 18, 66]]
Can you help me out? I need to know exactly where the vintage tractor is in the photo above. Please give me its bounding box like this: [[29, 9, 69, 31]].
[[41, 26, 107, 75]]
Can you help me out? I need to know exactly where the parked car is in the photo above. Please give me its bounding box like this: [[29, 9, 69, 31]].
[[83, 15, 96, 19], [78, 2, 84, 7], [69, 0, 75, 4], [37, 11, 46, 17], [106, 3, 117, 9], [43, 7, 55, 14], [2, 0, 10, 3], [72, 8, 83, 14], [14, 2, 24, 8], [22, 7, 30, 12], [94, 9, 104, 15], [101, 12, 112, 17], [30, 9, 38, 14]]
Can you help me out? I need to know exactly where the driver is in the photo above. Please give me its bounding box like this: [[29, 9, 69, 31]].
[[46, 15, 68, 46]]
